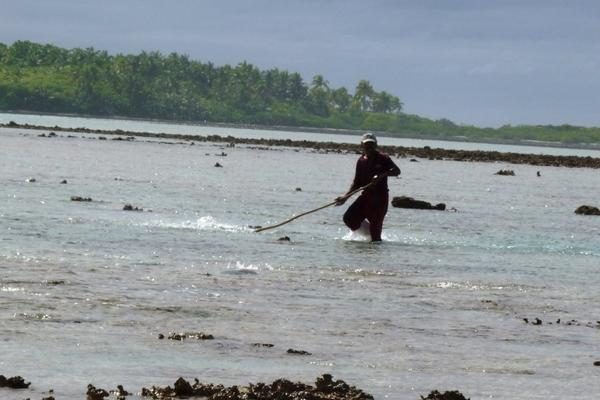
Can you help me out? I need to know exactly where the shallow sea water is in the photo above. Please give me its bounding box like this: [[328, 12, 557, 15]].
[[1, 116, 600, 399]]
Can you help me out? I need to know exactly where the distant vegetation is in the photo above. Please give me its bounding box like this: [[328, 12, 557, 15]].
[[1, 40, 600, 145]]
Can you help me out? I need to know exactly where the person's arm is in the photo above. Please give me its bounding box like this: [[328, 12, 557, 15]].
[[387, 162, 400, 177], [367, 156, 400, 186], [335, 160, 361, 205], [381, 156, 400, 178]]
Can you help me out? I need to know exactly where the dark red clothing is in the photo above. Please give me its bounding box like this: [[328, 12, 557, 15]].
[[343, 151, 399, 241], [343, 191, 389, 241], [349, 151, 398, 194]]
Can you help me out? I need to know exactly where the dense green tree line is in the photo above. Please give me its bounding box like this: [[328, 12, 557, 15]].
[[1, 40, 600, 145], [0, 41, 400, 123]]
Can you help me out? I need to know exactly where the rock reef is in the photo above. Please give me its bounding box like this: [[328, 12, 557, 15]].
[[6, 121, 600, 168]]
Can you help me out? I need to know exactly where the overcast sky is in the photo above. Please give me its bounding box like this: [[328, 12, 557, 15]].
[[1, 1, 599, 127]]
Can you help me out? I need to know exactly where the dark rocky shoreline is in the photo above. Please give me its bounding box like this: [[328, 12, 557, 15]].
[[2, 373, 471, 400], [3, 121, 600, 168]]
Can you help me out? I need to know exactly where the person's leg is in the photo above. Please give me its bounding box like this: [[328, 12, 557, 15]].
[[343, 195, 367, 231], [367, 193, 389, 241]]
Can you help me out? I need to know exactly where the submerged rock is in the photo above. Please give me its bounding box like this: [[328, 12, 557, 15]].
[[495, 169, 515, 176], [71, 196, 92, 202], [287, 348, 312, 355], [522, 316, 599, 328], [164, 332, 214, 341], [391, 196, 446, 211], [575, 205, 600, 215], [123, 204, 143, 211]]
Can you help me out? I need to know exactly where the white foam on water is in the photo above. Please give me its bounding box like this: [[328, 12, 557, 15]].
[[341, 230, 371, 241], [340, 221, 401, 242], [1, 286, 25, 292], [225, 261, 274, 273], [143, 216, 251, 233], [341, 220, 371, 241]]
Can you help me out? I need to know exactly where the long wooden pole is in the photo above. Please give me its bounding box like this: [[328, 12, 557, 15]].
[[254, 172, 391, 233]]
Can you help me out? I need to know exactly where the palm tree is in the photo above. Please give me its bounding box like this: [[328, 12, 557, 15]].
[[310, 74, 329, 91], [372, 91, 403, 113], [353, 80, 374, 112], [329, 87, 351, 112]]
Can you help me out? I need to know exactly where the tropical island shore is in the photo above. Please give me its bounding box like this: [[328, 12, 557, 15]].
[[3, 40, 600, 150], [3, 121, 600, 169]]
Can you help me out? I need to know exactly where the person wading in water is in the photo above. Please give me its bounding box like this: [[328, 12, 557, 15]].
[[335, 133, 400, 242]]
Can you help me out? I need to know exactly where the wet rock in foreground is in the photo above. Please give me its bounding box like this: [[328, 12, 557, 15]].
[[87, 383, 109, 399], [141, 374, 373, 399], [85, 383, 129, 400], [0, 375, 31, 389], [420, 390, 470, 400], [111, 384, 131, 398]]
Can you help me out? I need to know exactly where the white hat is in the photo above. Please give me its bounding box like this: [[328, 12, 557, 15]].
[[361, 132, 377, 144]]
